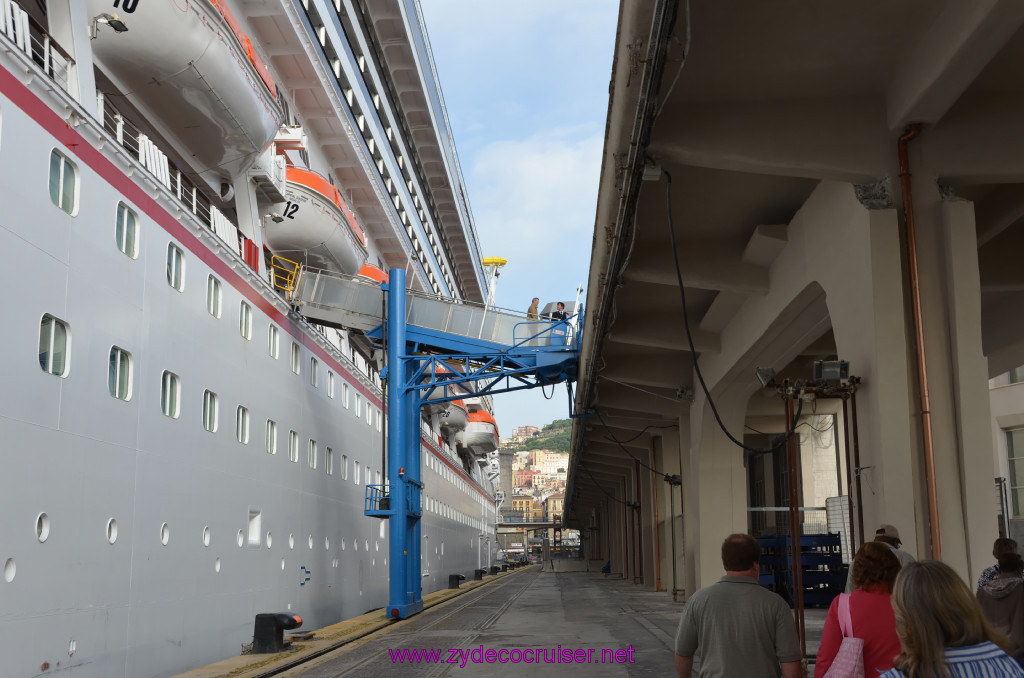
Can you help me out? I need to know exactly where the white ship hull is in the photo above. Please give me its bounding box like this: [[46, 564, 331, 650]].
[[0, 1, 495, 676]]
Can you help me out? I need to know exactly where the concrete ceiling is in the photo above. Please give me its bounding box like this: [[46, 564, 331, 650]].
[[567, 0, 1024, 526]]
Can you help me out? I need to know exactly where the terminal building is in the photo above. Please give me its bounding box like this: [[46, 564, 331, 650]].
[[566, 0, 1024, 600]]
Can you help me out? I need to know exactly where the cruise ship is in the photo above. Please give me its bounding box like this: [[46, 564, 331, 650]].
[[0, 1, 501, 676]]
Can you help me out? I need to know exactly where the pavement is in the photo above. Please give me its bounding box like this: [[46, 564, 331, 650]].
[[175, 566, 830, 678]]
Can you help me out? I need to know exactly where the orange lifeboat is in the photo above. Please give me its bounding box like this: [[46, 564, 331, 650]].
[[463, 409, 499, 456], [85, 0, 282, 193], [440, 399, 468, 432], [263, 168, 368, 274], [359, 264, 388, 283]]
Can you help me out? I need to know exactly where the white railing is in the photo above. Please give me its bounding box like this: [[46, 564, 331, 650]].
[[96, 93, 242, 251], [0, 0, 74, 93]]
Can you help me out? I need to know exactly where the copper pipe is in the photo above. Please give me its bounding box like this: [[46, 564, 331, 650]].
[[652, 441, 662, 592], [850, 388, 865, 547], [623, 480, 630, 579], [785, 393, 807, 658], [898, 124, 941, 560], [630, 458, 638, 585]]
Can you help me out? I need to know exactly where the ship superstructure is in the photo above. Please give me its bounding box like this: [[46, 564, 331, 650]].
[[0, 1, 499, 676]]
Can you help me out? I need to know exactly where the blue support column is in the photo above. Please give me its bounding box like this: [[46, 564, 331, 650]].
[[385, 268, 424, 618]]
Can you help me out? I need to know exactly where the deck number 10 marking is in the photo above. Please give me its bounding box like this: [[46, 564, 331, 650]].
[[112, 0, 139, 12], [283, 202, 299, 219]]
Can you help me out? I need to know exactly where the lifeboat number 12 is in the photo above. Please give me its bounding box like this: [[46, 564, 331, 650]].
[[282, 202, 299, 219], [112, 0, 140, 13]]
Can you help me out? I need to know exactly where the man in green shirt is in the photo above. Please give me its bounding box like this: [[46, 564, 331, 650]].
[[674, 534, 803, 678]]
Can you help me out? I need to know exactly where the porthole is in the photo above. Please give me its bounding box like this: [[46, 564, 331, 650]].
[[281, 559, 286, 571], [237, 530, 244, 548], [341, 538, 346, 550], [159, 522, 170, 545], [307, 534, 313, 549], [289, 533, 295, 549], [266, 532, 273, 548], [202, 526, 211, 547], [365, 540, 369, 551], [106, 518, 118, 544], [214, 558, 221, 573], [35, 512, 50, 542], [324, 537, 330, 550], [3, 558, 15, 582]]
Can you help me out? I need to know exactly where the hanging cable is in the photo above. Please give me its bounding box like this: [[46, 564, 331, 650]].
[[596, 411, 675, 481], [580, 464, 631, 506], [663, 170, 803, 453]]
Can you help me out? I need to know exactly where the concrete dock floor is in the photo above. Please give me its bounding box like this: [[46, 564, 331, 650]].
[[178, 567, 829, 678]]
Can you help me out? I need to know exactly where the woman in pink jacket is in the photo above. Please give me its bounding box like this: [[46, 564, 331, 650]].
[[815, 542, 903, 677]]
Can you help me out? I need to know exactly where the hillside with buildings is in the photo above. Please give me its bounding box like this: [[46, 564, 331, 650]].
[[496, 419, 579, 560]]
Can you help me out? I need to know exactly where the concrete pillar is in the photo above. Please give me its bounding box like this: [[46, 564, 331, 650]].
[[638, 454, 657, 588], [654, 429, 685, 596], [685, 391, 749, 591]]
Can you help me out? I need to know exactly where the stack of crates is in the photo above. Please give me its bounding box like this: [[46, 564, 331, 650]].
[[755, 533, 844, 607]]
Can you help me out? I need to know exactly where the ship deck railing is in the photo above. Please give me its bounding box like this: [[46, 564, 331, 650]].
[[1, 0, 74, 93]]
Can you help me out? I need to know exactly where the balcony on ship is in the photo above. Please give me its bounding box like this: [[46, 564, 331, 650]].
[[0, 0, 75, 93]]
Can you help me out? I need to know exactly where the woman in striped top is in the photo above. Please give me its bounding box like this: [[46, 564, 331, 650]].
[[880, 560, 1024, 678]]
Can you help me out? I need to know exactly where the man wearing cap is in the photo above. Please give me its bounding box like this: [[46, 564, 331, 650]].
[[845, 524, 915, 592]]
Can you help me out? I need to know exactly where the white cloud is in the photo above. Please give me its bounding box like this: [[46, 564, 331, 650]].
[[470, 131, 602, 310]]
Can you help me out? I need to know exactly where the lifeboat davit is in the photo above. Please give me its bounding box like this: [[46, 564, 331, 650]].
[[262, 167, 368, 274], [440, 399, 468, 433], [463, 409, 499, 456], [86, 0, 282, 192]]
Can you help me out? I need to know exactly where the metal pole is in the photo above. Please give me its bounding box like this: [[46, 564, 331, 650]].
[[898, 125, 941, 559], [635, 459, 643, 585], [652, 444, 662, 592], [850, 388, 865, 551], [785, 393, 807, 659], [384, 268, 423, 618], [842, 397, 856, 553]]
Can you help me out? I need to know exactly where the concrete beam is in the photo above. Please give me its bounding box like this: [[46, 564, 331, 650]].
[[928, 94, 1024, 183], [885, 0, 1024, 130], [652, 98, 890, 183], [625, 243, 769, 295], [606, 322, 720, 354]]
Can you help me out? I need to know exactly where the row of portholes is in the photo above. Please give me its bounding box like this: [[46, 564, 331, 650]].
[[31, 514, 380, 553]]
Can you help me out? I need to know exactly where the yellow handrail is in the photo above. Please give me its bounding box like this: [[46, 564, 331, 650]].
[[270, 255, 301, 297]]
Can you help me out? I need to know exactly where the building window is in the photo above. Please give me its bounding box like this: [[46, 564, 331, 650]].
[[342, 454, 348, 480], [207, 276, 222, 318], [308, 439, 317, 469], [367, 405, 373, 426], [343, 383, 350, 408], [1010, 366, 1024, 385], [288, 430, 298, 462], [290, 342, 300, 374], [236, 406, 250, 443], [202, 390, 218, 432], [310, 357, 319, 388], [115, 203, 138, 258], [266, 420, 277, 454], [166, 243, 185, 291], [268, 325, 279, 359], [326, 447, 334, 475], [327, 371, 335, 398], [160, 371, 180, 418], [354, 461, 361, 485], [107, 346, 132, 400], [355, 394, 362, 418], [38, 314, 70, 377], [376, 409, 382, 432], [48, 149, 77, 214], [239, 302, 252, 340]]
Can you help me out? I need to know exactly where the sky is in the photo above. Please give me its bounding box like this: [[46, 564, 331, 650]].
[[418, 0, 620, 437]]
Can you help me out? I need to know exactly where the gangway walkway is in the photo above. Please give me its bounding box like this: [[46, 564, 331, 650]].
[[275, 263, 582, 620]]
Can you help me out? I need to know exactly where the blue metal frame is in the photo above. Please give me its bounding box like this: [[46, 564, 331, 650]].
[[366, 269, 581, 619]]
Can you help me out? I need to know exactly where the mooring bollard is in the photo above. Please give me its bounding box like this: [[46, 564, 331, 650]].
[[473, 569, 485, 580], [448, 573, 466, 589], [252, 613, 303, 653], [489, 566, 499, 575]]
